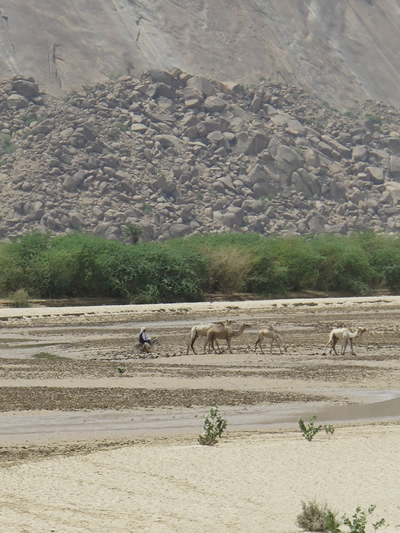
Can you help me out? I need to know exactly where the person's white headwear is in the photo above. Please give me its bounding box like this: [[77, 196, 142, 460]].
[[140, 327, 146, 333]]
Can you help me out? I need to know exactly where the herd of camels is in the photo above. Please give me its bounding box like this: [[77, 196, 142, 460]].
[[179, 320, 367, 357]]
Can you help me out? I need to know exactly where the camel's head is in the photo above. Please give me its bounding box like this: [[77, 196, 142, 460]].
[[357, 327, 367, 337]]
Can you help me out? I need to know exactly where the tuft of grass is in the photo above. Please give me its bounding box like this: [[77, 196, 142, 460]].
[[114, 122, 128, 132], [297, 500, 339, 532], [0, 133, 18, 155], [364, 114, 382, 125], [10, 289, 30, 308]]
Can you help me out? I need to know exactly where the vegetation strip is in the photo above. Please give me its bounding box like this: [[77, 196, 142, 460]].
[[3, 231, 400, 305]]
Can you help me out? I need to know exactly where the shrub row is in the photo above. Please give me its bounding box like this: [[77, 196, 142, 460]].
[[1, 231, 400, 302]]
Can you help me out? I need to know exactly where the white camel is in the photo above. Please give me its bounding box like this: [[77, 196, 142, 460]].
[[186, 320, 232, 355], [255, 326, 287, 355], [323, 327, 366, 356], [206, 322, 251, 354], [342, 327, 367, 355]]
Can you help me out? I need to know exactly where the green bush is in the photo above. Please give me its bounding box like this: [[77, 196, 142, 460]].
[[339, 505, 385, 533], [198, 405, 227, 446], [298, 415, 335, 441], [10, 288, 30, 308], [3, 230, 400, 303], [0, 133, 18, 154], [297, 502, 384, 533], [311, 234, 376, 294]]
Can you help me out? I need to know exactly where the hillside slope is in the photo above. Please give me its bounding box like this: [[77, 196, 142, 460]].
[[0, 1, 400, 108], [2, 71, 400, 242]]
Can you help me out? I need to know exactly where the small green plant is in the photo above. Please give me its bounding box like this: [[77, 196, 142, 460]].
[[298, 415, 335, 441], [364, 114, 382, 125], [297, 502, 384, 533], [116, 366, 127, 375], [123, 223, 143, 244], [198, 405, 227, 446], [142, 203, 152, 215], [0, 133, 18, 155], [339, 505, 385, 533], [10, 288, 31, 308], [114, 122, 128, 131], [294, 147, 304, 157], [297, 500, 339, 532], [19, 114, 37, 125]]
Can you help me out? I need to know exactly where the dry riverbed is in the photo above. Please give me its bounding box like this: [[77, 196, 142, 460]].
[[1, 296, 400, 532]]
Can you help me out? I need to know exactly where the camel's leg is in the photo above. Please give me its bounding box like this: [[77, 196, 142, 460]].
[[226, 337, 232, 354], [205, 336, 220, 354], [255, 338, 264, 354], [332, 336, 339, 355], [206, 334, 217, 354], [341, 339, 348, 355], [189, 332, 198, 355], [212, 335, 221, 354], [323, 338, 332, 355], [349, 338, 355, 355]]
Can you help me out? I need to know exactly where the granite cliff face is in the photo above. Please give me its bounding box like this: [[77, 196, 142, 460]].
[[0, 1, 400, 108], [2, 1, 400, 242]]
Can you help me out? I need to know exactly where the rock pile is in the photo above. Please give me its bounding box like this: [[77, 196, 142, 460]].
[[1, 71, 400, 242]]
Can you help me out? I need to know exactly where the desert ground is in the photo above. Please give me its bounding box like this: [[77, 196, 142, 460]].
[[1, 295, 400, 532]]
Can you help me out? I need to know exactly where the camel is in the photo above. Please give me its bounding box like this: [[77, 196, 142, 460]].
[[342, 327, 367, 355], [255, 325, 288, 355], [323, 327, 366, 356], [186, 320, 232, 355], [206, 322, 251, 354]]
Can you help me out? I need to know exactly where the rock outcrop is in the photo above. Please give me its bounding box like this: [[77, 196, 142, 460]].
[[1, 70, 400, 242]]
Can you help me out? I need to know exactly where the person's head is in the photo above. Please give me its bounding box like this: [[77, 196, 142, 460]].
[[140, 327, 146, 334]]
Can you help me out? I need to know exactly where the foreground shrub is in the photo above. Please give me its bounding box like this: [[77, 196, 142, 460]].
[[10, 288, 30, 308], [198, 405, 227, 446], [298, 415, 335, 441], [340, 505, 385, 533], [297, 500, 339, 532], [297, 502, 384, 533]]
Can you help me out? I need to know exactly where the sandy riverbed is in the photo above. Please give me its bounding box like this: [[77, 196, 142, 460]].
[[1, 296, 400, 532]]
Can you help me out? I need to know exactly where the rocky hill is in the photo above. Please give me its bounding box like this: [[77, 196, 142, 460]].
[[1, 1, 400, 109], [1, 71, 400, 242]]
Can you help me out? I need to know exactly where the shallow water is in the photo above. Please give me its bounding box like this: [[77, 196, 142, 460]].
[[1, 392, 399, 445]]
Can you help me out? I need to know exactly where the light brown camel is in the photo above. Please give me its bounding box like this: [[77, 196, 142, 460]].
[[206, 323, 251, 354], [186, 320, 232, 355], [323, 327, 366, 356], [255, 326, 287, 355]]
